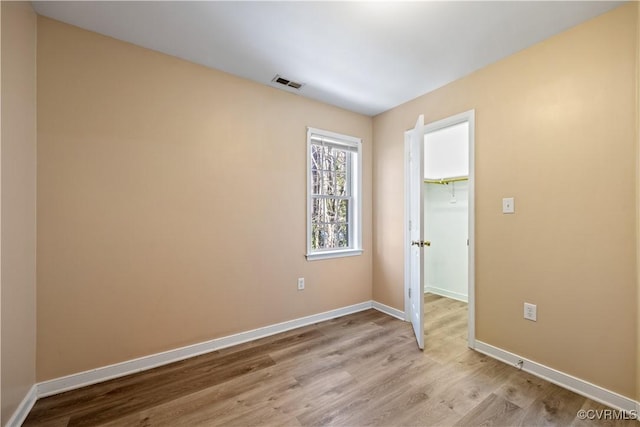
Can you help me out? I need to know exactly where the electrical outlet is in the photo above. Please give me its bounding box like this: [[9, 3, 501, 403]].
[[297, 277, 305, 291], [502, 197, 515, 214], [524, 302, 537, 321]]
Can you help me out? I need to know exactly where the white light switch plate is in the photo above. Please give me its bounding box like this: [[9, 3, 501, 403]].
[[524, 302, 537, 321], [502, 197, 515, 214]]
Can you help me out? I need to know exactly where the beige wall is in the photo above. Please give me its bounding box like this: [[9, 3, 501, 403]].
[[1, 3, 3, 418], [36, 17, 373, 381], [373, 4, 637, 398], [1, 1, 37, 424], [637, 1, 640, 404]]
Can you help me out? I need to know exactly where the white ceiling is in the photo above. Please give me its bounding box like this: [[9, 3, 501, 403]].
[[32, 1, 625, 116]]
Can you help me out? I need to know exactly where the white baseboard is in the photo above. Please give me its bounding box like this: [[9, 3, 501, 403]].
[[6, 384, 37, 427], [475, 341, 638, 414], [37, 301, 374, 398], [372, 300, 406, 320], [425, 286, 468, 303]]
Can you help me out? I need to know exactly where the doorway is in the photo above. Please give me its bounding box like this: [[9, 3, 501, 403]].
[[424, 121, 469, 303], [404, 110, 475, 349]]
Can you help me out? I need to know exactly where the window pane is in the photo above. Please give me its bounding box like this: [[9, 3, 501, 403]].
[[318, 146, 348, 172], [321, 146, 333, 170], [311, 169, 321, 195], [311, 144, 322, 172], [337, 224, 349, 248], [311, 197, 326, 224], [324, 198, 348, 223], [334, 150, 348, 173], [321, 223, 349, 249], [324, 198, 336, 223], [311, 198, 320, 224], [338, 199, 349, 222], [312, 223, 334, 250], [321, 172, 348, 196], [311, 223, 322, 250]]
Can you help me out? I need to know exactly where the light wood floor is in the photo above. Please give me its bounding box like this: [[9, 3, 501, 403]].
[[24, 294, 635, 426]]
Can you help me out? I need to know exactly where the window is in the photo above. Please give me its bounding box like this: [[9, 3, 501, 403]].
[[306, 127, 362, 260]]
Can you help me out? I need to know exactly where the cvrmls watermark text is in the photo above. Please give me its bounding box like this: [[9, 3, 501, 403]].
[[577, 409, 637, 421]]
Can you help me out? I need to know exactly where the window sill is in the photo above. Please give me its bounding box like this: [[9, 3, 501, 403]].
[[306, 249, 363, 261]]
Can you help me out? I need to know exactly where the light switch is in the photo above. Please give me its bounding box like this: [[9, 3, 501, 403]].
[[524, 302, 537, 321], [502, 197, 515, 214]]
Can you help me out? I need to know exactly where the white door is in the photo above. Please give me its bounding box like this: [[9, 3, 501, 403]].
[[408, 115, 425, 349]]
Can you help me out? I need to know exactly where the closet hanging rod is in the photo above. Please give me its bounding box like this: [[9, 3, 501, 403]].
[[424, 176, 469, 185]]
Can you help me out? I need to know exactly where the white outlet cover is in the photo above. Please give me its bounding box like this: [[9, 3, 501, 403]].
[[524, 302, 537, 321], [502, 197, 515, 214]]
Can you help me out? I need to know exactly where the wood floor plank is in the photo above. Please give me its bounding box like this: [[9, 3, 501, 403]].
[[295, 353, 433, 425], [494, 369, 552, 409], [521, 384, 588, 426], [25, 299, 630, 427], [26, 330, 322, 425], [67, 354, 277, 426], [456, 392, 525, 426], [273, 370, 358, 419], [135, 370, 301, 426]]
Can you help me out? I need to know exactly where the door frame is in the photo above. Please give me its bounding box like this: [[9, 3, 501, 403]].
[[404, 109, 476, 349]]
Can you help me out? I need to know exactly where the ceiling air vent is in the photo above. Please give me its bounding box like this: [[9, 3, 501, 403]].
[[272, 74, 304, 90]]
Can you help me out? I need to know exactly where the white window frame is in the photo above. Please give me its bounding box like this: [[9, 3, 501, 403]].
[[306, 127, 363, 261]]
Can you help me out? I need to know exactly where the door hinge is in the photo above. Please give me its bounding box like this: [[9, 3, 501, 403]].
[[409, 287, 412, 299]]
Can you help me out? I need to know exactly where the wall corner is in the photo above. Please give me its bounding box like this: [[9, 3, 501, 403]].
[[636, 0, 640, 407]]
